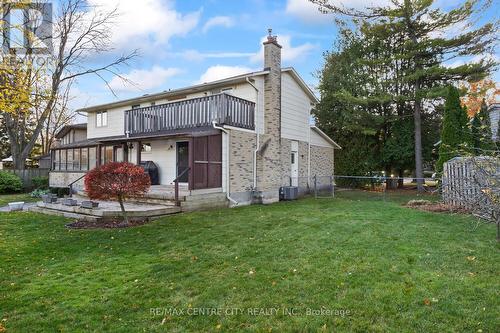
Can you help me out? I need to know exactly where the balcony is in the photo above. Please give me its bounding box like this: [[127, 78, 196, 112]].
[[124, 93, 255, 137]]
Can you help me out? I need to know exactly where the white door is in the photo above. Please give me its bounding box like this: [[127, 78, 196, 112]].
[[290, 141, 299, 187]]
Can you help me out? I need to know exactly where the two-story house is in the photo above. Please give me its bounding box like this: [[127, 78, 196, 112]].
[[49, 32, 340, 207]]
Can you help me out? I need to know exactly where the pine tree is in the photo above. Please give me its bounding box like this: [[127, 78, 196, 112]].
[[311, 0, 497, 191], [473, 99, 496, 154], [436, 86, 471, 172]]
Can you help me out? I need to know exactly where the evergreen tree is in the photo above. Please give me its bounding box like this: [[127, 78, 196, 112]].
[[311, 0, 497, 191], [315, 28, 385, 186], [471, 99, 496, 154], [436, 86, 471, 171]]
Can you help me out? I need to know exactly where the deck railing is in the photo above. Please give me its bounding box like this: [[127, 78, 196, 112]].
[[124, 93, 255, 136]]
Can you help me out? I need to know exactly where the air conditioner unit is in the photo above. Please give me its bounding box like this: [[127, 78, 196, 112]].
[[280, 186, 298, 201]]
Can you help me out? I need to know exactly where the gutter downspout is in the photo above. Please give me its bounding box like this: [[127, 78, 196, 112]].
[[246, 77, 260, 190], [212, 121, 238, 206]]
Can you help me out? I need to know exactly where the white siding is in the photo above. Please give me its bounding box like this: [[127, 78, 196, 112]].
[[128, 138, 186, 185], [281, 72, 311, 141], [310, 128, 333, 148], [87, 105, 127, 139]]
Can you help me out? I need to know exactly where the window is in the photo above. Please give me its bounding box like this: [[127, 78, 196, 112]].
[[291, 153, 295, 164], [73, 149, 80, 170], [115, 147, 124, 162], [52, 147, 97, 171], [221, 87, 233, 95], [132, 104, 141, 109], [89, 147, 96, 169], [141, 143, 152, 152], [67, 150, 73, 171], [96, 111, 107, 127], [60, 150, 67, 170], [150, 102, 156, 106], [81, 148, 88, 171], [102, 146, 114, 164], [53, 150, 61, 170]]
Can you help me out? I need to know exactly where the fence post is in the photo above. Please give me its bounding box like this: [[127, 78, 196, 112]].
[[330, 175, 334, 198], [314, 175, 317, 198]]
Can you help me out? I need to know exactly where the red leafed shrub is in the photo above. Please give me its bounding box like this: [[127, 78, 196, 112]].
[[85, 162, 151, 224]]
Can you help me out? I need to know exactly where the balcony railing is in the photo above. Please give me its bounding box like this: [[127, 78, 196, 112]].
[[124, 93, 255, 136]]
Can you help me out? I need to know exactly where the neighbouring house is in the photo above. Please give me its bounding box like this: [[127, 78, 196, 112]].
[[49, 32, 340, 207]]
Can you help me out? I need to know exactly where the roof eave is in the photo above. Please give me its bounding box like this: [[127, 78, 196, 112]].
[[77, 70, 270, 114], [311, 126, 341, 149]]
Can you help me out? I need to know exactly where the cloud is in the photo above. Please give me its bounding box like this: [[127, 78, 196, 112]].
[[171, 50, 255, 62], [250, 35, 316, 64], [109, 66, 182, 92], [285, 0, 391, 23], [196, 65, 256, 84], [86, 0, 201, 49], [202, 16, 234, 33]]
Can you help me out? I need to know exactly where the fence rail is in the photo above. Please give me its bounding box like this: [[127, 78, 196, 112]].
[[3, 169, 49, 188], [124, 93, 255, 136]]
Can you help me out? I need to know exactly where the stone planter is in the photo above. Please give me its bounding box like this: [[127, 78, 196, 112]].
[[80, 201, 99, 209], [8, 202, 24, 211], [41, 194, 58, 204], [62, 198, 78, 206]]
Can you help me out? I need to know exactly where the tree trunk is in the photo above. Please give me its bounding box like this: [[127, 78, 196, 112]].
[[118, 195, 129, 225], [398, 169, 404, 188], [414, 98, 425, 192]]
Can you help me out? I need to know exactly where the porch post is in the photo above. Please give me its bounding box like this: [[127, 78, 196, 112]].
[[123, 142, 129, 163], [136, 141, 141, 165], [96, 144, 102, 166], [188, 138, 193, 190]]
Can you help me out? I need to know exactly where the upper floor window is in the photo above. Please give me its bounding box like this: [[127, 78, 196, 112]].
[[132, 104, 141, 109], [96, 111, 108, 127], [221, 88, 233, 95]]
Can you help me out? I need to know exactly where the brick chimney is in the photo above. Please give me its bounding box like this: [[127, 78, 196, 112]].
[[258, 29, 282, 204]]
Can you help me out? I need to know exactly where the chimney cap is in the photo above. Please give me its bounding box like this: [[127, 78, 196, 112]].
[[264, 28, 281, 47]]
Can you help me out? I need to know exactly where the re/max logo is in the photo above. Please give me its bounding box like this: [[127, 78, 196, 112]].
[[1, 0, 53, 55]]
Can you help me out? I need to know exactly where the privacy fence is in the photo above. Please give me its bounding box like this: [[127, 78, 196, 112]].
[[3, 169, 49, 188], [442, 157, 499, 219]]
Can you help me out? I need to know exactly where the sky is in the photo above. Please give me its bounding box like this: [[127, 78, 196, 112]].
[[67, 0, 500, 112]]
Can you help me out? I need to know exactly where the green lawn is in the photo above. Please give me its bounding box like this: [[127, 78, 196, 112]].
[[0, 193, 38, 207], [0, 193, 498, 332]]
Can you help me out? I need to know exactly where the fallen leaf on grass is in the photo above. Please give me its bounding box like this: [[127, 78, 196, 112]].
[[467, 256, 476, 261], [423, 298, 431, 306]]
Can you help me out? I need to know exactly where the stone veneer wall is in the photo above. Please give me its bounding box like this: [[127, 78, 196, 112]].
[[228, 130, 257, 202], [310, 145, 334, 178], [49, 172, 86, 189]]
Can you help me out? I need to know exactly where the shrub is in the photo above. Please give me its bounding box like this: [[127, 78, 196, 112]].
[[85, 162, 151, 224], [32, 176, 49, 190], [50, 187, 70, 197], [0, 171, 24, 194], [31, 188, 51, 198]]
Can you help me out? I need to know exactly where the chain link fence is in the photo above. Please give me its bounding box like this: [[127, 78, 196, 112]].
[[281, 175, 441, 203]]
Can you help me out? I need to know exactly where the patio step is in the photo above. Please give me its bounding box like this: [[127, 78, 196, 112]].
[[29, 206, 102, 223], [35, 201, 181, 219], [74, 191, 181, 205]]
